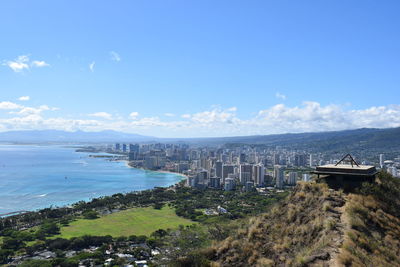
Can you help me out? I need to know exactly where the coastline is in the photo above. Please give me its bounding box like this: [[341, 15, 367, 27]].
[[0, 146, 187, 215], [123, 160, 188, 181], [91, 149, 188, 182]]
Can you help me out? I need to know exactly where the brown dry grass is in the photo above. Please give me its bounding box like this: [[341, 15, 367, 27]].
[[208, 172, 400, 267], [338, 193, 400, 266], [212, 182, 346, 266]]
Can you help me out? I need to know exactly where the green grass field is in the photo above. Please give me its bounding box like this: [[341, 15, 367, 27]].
[[55, 206, 194, 238]]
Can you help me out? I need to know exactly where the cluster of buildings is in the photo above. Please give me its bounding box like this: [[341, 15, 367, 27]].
[[111, 143, 315, 191], [379, 153, 400, 177], [186, 163, 310, 191], [108, 143, 400, 192]]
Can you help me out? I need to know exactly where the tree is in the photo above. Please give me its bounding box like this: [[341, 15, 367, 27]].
[[1, 237, 24, 250], [36, 221, 60, 238], [82, 210, 99, 219], [0, 249, 12, 264], [151, 229, 167, 239], [153, 202, 164, 210]]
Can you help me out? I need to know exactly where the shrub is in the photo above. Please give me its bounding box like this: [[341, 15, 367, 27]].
[[82, 210, 99, 219]]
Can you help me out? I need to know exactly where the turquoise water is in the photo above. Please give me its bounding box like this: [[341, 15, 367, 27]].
[[0, 145, 184, 214]]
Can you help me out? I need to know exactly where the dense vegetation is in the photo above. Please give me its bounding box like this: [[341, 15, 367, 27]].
[[0, 183, 288, 266], [3, 172, 399, 266], [172, 172, 400, 267]]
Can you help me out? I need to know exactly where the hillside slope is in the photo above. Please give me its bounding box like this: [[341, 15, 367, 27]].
[[212, 182, 346, 266], [208, 172, 400, 267]]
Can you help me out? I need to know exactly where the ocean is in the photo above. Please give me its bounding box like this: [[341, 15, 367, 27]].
[[0, 145, 184, 214]]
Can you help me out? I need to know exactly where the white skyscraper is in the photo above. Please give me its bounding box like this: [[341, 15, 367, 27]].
[[379, 154, 385, 168], [303, 173, 311, 182]]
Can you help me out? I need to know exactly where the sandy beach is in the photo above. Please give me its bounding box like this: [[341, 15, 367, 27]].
[[124, 161, 188, 181]]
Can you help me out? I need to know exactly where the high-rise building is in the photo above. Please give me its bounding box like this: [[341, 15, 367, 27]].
[[239, 153, 246, 164], [288, 172, 297, 185], [115, 143, 120, 151], [294, 154, 306, 167], [224, 178, 235, 191], [177, 162, 189, 173], [245, 181, 254, 192], [239, 164, 253, 184], [144, 156, 157, 169], [240, 172, 251, 184], [128, 151, 137, 161], [215, 161, 223, 178], [222, 165, 235, 180], [274, 165, 284, 189], [197, 170, 208, 185], [379, 154, 385, 168], [209, 177, 221, 188], [253, 164, 265, 186], [220, 154, 228, 163], [187, 175, 199, 187], [229, 152, 234, 164], [264, 173, 274, 185], [122, 144, 127, 152], [262, 158, 268, 168], [273, 153, 280, 165], [129, 144, 139, 153], [309, 154, 314, 167], [303, 173, 311, 182]]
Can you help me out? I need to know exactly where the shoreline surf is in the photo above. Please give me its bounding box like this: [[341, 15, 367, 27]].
[[0, 145, 185, 214]]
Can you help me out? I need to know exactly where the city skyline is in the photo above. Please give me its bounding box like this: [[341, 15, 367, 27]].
[[1, 1, 400, 137]]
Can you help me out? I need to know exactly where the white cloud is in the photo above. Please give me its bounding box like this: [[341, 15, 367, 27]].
[[31, 60, 50, 67], [9, 105, 58, 116], [110, 51, 121, 62], [254, 102, 400, 133], [89, 61, 95, 72], [189, 107, 238, 124], [0, 101, 23, 110], [3, 55, 29, 72], [89, 112, 112, 120], [18, 96, 30, 101], [275, 92, 286, 100], [164, 113, 175, 117], [0, 115, 102, 132], [0, 100, 400, 137], [3, 55, 49, 72], [181, 114, 191, 119], [129, 112, 140, 120]]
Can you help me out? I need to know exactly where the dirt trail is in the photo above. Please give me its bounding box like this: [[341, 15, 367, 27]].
[[326, 194, 349, 267]]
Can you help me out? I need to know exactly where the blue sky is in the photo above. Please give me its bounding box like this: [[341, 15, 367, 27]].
[[1, 0, 400, 137]]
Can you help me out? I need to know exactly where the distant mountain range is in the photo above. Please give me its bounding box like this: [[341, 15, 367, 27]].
[[191, 127, 400, 153], [0, 127, 399, 154]]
